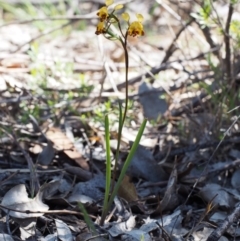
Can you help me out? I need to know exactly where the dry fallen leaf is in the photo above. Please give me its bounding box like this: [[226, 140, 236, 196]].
[[37, 140, 55, 165], [118, 175, 138, 202], [55, 219, 73, 241], [70, 174, 105, 201], [1, 184, 49, 218], [108, 215, 136, 237], [157, 167, 179, 213], [231, 169, 240, 191], [198, 184, 236, 209], [138, 81, 168, 120], [46, 127, 89, 170], [0, 234, 14, 241], [127, 145, 168, 182]]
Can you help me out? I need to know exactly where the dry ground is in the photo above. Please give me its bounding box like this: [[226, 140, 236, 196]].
[[1, 0, 240, 240]]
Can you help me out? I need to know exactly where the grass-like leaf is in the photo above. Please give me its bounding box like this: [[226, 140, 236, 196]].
[[101, 114, 112, 222], [78, 202, 97, 234], [103, 119, 147, 221]]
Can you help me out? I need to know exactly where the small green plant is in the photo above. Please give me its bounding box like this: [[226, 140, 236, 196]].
[[230, 20, 240, 48], [93, 0, 147, 226], [191, 0, 212, 28], [1, 0, 68, 30]]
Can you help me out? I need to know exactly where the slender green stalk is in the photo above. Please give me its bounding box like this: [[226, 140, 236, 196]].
[[100, 33, 130, 226], [119, 34, 129, 130], [78, 203, 97, 234], [107, 119, 147, 210], [101, 115, 111, 223], [98, 9, 146, 225], [111, 35, 129, 184]]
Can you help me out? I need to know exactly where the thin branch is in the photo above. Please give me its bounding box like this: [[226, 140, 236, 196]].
[[206, 202, 240, 241], [156, 0, 208, 46], [106, 47, 220, 92], [0, 203, 96, 219], [224, 2, 234, 82], [11, 21, 75, 53], [161, 18, 194, 65], [195, 22, 219, 58], [154, 137, 240, 161], [0, 14, 96, 28]]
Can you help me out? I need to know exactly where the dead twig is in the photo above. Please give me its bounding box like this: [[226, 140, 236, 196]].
[[194, 21, 220, 58], [0, 14, 96, 28], [161, 18, 194, 65], [206, 202, 240, 241], [208, 158, 240, 177], [224, 2, 234, 82], [0, 170, 20, 186], [154, 136, 240, 161], [11, 21, 75, 53], [156, 0, 208, 46], [106, 48, 219, 92], [0, 203, 97, 219], [63, 163, 92, 181]]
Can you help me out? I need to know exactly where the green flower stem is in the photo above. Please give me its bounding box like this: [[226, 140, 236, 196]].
[[100, 32, 129, 226], [100, 17, 147, 226], [107, 119, 147, 210], [101, 114, 111, 224], [110, 34, 129, 184], [120, 33, 129, 132]]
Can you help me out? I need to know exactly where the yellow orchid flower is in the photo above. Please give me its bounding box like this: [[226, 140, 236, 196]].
[[126, 13, 144, 37], [96, 0, 123, 22], [97, 6, 109, 22], [128, 21, 144, 37], [95, 21, 105, 35]]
